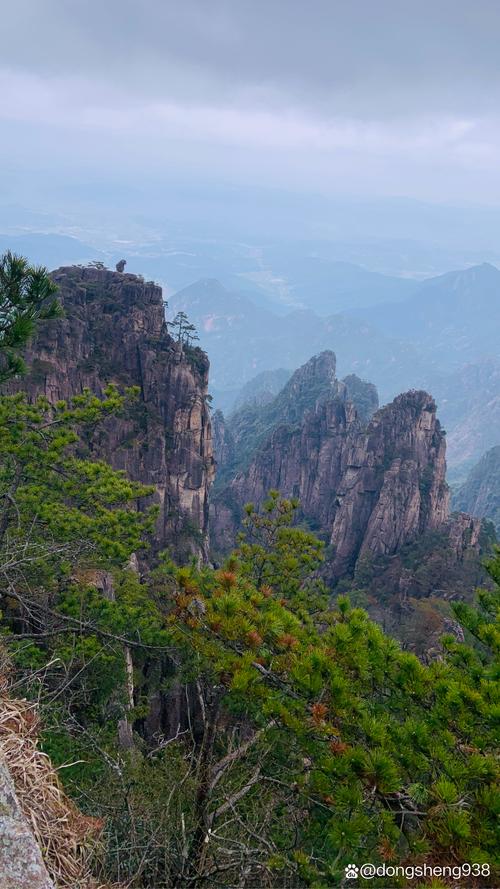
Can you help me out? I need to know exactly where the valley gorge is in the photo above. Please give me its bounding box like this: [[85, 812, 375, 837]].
[[453, 445, 500, 533], [12, 268, 492, 624]]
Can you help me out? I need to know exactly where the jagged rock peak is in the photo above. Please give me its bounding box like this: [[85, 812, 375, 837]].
[[212, 384, 450, 578], [342, 373, 379, 422], [284, 350, 337, 397], [256, 351, 340, 431], [368, 390, 442, 453]]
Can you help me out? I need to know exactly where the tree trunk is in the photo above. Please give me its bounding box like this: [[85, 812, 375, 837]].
[[118, 644, 135, 750], [184, 689, 221, 884]]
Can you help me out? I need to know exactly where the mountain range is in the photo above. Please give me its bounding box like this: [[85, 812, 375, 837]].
[[170, 278, 426, 397], [211, 352, 492, 646], [3, 264, 495, 653], [347, 261, 500, 369], [3, 233, 499, 488], [170, 265, 500, 482]]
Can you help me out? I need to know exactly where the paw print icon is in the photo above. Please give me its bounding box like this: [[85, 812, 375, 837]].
[[345, 864, 359, 879]]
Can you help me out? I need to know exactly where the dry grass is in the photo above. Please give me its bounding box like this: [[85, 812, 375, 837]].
[[0, 671, 108, 888]]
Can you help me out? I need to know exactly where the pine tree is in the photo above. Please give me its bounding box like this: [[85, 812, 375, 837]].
[[167, 310, 199, 346], [164, 498, 499, 885], [0, 251, 61, 382]]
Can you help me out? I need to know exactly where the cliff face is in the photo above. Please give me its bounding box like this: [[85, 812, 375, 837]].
[[329, 390, 449, 578], [215, 351, 379, 485], [212, 355, 484, 586], [212, 409, 236, 471], [452, 445, 500, 533], [11, 266, 215, 560]]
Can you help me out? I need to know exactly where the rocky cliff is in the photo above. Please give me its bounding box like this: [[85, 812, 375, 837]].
[[453, 446, 500, 533], [212, 354, 486, 589], [10, 266, 215, 561], [212, 409, 236, 472], [214, 352, 378, 482]]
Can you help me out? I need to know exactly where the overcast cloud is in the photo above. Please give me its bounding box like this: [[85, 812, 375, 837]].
[[2, 0, 500, 209]]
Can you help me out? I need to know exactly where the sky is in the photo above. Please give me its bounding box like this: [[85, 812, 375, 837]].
[[2, 0, 500, 232]]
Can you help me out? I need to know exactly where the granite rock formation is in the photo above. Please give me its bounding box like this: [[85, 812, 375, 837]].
[[212, 409, 236, 472], [452, 445, 500, 533], [214, 352, 378, 483], [9, 266, 215, 561], [212, 354, 486, 588], [0, 756, 54, 889]]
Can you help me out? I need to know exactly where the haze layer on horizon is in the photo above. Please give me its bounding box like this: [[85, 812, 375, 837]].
[[2, 0, 500, 248]]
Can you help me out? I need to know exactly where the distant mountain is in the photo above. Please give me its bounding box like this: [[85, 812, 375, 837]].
[[173, 273, 500, 477], [351, 263, 500, 369], [170, 278, 426, 398], [219, 357, 500, 477], [431, 360, 500, 477], [218, 365, 378, 421], [258, 251, 418, 313], [222, 352, 340, 475], [452, 447, 500, 533], [232, 368, 293, 411]]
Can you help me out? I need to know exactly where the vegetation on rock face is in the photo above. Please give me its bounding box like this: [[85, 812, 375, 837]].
[[338, 523, 497, 652], [217, 352, 341, 481], [167, 309, 200, 347], [6, 261, 215, 563]]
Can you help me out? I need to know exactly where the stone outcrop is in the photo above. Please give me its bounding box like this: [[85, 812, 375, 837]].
[[0, 757, 54, 889], [212, 354, 487, 586], [452, 445, 500, 533], [10, 266, 215, 561], [342, 373, 379, 422], [212, 409, 236, 472], [329, 390, 449, 578], [0, 682, 103, 888], [216, 351, 378, 484]]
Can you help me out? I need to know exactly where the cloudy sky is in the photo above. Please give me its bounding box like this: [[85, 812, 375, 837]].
[[2, 0, 500, 222]]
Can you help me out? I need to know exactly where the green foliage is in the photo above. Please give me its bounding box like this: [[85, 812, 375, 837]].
[[163, 501, 499, 885], [167, 310, 199, 346], [0, 251, 61, 382], [236, 490, 328, 607], [0, 385, 159, 720], [0, 387, 154, 569], [1, 376, 498, 889]]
